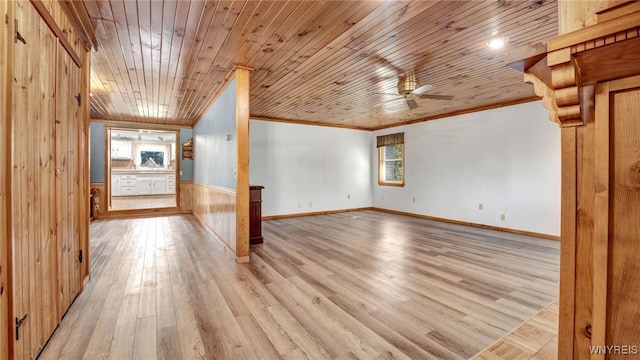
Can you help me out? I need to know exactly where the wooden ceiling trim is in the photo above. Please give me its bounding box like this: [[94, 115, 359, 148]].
[[96, 0, 143, 122], [136, 0, 154, 120], [370, 96, 541, 130], [252, 4, 488, 116], [157, 1, 179, 119], [165, 1, 207, 125], [184, 1, 259, 110], [184, 1, 327, 123], [256, 1, 526, 113], [179, 1, 267, 121], [249, 116, 372, 131], [175, 1, 236, 121], [240, 1, 344, 89], [234, 2, 308, 66], [88, 0, 136, 122], [246, 1, 380, 87], [249, 1, 444, 101], [150, 0, 166, 119], [86, 0, 558, 128], [87, 37, 127, 121], [250, 1, 478, 116], [252, 1, 556, 127]]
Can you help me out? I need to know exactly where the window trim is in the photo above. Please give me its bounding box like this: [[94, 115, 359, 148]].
[[378, 143, 405, 187]]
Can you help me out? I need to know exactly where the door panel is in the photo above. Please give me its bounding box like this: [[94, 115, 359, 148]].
[[12, 1, 58, 358], [56, 42, 82, 318]]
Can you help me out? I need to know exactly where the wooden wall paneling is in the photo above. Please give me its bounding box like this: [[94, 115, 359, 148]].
[[604, 76, 640, 351], [192, 184, 236, 256], [55, 42, 82, 320], [235, 67, 250, 262], [0, 1, 14, 358], [12, 0, 59, 357], [179, 182, 193, 213], [89, 183, 107, 219]]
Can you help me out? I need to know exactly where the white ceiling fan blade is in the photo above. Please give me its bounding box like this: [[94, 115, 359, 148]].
[[419, 94, 453, 100], [412, 84, 435, 95]]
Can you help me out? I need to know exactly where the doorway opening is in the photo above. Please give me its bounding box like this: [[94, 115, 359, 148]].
[[107, 127, 179, 211]]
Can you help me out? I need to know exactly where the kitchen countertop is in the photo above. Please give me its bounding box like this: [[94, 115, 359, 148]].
[[112, 168, 176, 175]]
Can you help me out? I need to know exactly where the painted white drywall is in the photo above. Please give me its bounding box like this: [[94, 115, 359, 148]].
[[372, 101, 561, 236], [193, 78, 236, 189], [249, 120, 372, 216]]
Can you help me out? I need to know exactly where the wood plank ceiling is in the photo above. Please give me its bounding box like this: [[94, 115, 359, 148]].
[[86, 0, 557, 130]]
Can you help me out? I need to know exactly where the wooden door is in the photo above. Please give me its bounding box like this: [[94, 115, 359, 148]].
[[55, 42, 82, 320], [11, 1, 58, 358]]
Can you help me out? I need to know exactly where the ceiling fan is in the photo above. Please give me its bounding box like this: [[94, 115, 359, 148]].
[[378, 70, 453, 110]]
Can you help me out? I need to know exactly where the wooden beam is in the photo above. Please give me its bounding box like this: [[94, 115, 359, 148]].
[[29, 0, 82, 67], [57, 0, 99, 51], [235, 66, 250, 262]]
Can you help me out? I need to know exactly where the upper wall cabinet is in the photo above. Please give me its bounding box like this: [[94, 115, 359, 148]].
[[111, 139, 132, 159]]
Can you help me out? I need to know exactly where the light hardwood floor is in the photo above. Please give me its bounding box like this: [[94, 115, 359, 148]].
[[39, 210, 559, 359], [472, 299, 558, 359]]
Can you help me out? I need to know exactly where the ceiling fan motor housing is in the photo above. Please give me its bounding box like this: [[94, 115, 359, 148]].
[[397, 71, 419, 98]]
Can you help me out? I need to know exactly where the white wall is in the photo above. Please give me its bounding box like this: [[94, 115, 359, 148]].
[[372, 101, 561, 236], [250, 120, 372, 216]]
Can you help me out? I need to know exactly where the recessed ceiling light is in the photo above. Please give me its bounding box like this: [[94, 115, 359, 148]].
[[486, 37, 509, 49]]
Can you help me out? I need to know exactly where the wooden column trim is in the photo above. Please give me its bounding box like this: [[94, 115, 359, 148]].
[[235, 67, 250, 262], [591, 81, 610, 360], [512, 11, 640, 128], [558, 126, 577, 360]]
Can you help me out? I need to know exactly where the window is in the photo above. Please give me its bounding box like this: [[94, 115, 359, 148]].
[[377, 133, 404, 186]]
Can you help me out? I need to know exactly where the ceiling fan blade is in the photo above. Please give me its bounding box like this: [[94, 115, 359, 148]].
[[412, 84, 435, 94], [419, 94, 453, 100], [406, 98, 419, 110]]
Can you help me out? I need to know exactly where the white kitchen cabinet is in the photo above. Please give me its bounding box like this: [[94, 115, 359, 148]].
[[111, 175, 120, 196], [151, 177, 166, 194], [111, 139, 132, 159], [136, 177, 152, 195], [165, 174, 176, 194]]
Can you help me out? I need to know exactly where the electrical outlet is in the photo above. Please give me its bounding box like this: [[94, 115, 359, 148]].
[[298, 203, 302, 208], [500, 214, 506, 221], [309, 202, 312, 208], [381, 195, 384, 200], [478, 203, 483, 210], [180, 170, 184, 176], [413, 197, 416, 203], [347, 194, 351, 199]]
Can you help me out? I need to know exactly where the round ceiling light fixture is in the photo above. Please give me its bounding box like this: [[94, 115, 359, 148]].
[[486, 37, 509, 49]]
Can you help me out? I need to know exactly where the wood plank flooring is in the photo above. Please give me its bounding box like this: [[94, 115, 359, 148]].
[[39, 210, 559, 359], [472, 299, 558, 359]]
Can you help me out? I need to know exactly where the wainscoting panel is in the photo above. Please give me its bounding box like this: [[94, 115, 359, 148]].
[[193, 183, 237, 255], [179, 181, 193, 212]]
